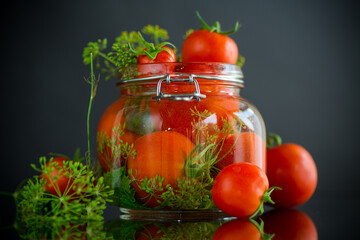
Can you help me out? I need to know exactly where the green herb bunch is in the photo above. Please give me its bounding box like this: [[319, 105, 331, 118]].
[[82, 25, 170, 80], [14, 155, 114, 240]]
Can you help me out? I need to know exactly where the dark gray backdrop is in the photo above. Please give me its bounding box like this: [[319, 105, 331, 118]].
[[2, 0, 359, 238]]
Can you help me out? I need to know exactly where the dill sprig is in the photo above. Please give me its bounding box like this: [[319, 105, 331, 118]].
[[141, 25, 169, 45], [14, 156, 114, 239], [84, 52, 99, 168], [97, 122, 136, 171], [82, 25, 171, 80]]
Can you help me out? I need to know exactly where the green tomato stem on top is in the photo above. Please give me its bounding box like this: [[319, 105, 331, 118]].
[[129, 32, 176, 61], [266, 133, 283, 149], [195, 10, 240, 35]]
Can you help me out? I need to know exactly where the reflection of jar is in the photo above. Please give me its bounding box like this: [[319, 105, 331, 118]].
[[97, 63, 266, 218]]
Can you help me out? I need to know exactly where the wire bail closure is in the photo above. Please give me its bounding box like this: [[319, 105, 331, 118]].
[[118, 64, 244, 102], [152, 74, 207, 102]]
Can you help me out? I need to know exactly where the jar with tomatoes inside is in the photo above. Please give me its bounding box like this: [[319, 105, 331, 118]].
[[97, 62, 266, 219]]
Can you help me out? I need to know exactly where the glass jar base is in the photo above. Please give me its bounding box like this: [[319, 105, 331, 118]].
[[119, 208, 232, 222]]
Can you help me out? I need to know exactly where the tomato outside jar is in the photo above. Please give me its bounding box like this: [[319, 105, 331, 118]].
[[96, 62, 266, 220]]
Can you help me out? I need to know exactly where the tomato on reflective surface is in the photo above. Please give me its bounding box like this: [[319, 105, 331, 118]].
[[267, 140, 317, 207], [262, 209, 318, 240], [212, 219, 262, 240], [212, 162, 269, 218], [127, 131, 195, 207]]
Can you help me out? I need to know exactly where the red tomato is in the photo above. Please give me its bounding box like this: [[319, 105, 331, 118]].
[[41, 157, 75, 196], [212, 219, 262, 240], [149, 95, 238, 144], [137, 46, 176, 78], [262, 209, 318, 240], [216, 132, 266, 172], [211, 162, 269, 218], [267, 142, 317, 207], [137, 46, 176, 64], [97, 98, 140, 172], [181, 29, 238, 64], [127, 131, 195, 207]]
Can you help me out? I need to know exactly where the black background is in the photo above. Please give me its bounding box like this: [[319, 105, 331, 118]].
[[1, 0, 359, 239]]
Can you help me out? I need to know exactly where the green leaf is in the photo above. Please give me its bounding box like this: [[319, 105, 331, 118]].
[[104, 167, 146, 209]]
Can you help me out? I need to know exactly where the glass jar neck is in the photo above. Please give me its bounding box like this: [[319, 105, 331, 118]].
[[117, 62, 244, 101], [118, 80, 242, 101]]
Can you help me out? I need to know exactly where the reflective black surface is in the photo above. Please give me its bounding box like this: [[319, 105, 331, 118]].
[[1, 193, 358, 239]]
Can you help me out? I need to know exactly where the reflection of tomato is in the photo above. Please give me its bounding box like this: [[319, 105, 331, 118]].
[[216, 132, 266, 171], [213, 219, 261, 240], [267, 142, 317, 207], [212, 162, 269, 218], [135, 224, 163, 240], [97, 98, 139, 172], [262, 209, 318, 240], [127, 131, 195, 207], [41, 157, 74, 196]]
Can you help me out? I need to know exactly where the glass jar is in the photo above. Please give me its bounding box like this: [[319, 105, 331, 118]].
[[97, 62, 266, 219]]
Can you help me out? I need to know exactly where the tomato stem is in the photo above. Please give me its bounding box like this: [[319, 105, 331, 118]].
[[129, 32, 176, 60], [266, 133, 282, 149], [195, 10, 240, 35], [248, 186, 281, 220]]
